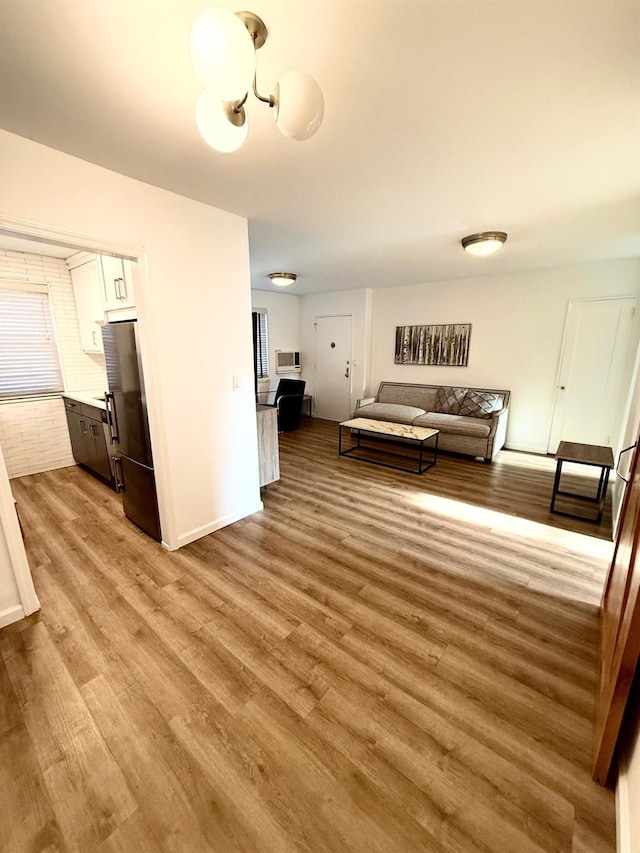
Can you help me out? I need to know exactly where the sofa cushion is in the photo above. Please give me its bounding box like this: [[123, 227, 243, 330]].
[[413, 412, 492, 438], [435, 386, 467, 415], [377, 383, 438, 412], [459, 389, 501, 419], [353, 402, 426, 424]]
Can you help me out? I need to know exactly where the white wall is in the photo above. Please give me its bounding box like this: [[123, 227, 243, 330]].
[[1, 130, 259, 551], [251, 289, 300, 394], [617, 677, 640, 853], [0, 249, 108, 478], [370, 260, 640, 453], [299, 288, 373, 415]]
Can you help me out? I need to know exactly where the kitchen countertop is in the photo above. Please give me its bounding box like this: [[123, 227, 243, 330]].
[[62, 390, 107, 411]]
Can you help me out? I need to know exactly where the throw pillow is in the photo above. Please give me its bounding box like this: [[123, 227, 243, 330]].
[[459, 389, 501, 419], [435, 386, 467, 415]]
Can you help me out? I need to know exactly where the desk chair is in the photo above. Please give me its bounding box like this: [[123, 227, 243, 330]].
[[267, 378, 306, 432]]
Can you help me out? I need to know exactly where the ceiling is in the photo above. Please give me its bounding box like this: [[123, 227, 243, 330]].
[[1, 0, 639, 294]]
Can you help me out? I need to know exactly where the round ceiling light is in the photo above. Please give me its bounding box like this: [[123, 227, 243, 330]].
[[196, 90, 248, 154], [274, 70, 325, 141], [269, 272, 297, 287], [461, 231, 508, 256], [190, 6, 256, 100]]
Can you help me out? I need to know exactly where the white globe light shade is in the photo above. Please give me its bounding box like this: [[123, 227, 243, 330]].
[[461, 232, 508, 256], [274, 70, 324, 141], [196, 89, 248, 154], [464, 238, 503, 256], [190, 7, 255, 100]]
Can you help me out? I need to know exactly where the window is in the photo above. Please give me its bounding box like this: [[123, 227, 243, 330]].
[[0, 283, 64, 400], [252, 309, 269, 379]]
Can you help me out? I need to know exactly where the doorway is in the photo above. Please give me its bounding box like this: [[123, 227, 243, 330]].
[[548, 297, 636, 454], [315, 315, 352, 421]]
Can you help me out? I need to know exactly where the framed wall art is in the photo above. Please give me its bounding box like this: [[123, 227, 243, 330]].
[[394, 323, 471, 366]]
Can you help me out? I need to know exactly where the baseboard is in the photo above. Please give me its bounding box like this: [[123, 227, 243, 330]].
[[173, 500, 264, 550], [503, 443, 550, 455], [0, 603, 26, 629]]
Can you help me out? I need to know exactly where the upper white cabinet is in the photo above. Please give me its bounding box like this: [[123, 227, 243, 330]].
[[67, 252, 137, 353], [100, 255, 135, 311], [70, 258, 104, 353]]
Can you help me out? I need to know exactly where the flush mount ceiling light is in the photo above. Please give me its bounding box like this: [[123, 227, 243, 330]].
[[191, 8, 324, 154], [269, 272, 297, 287], [461, 231, 508, 256]]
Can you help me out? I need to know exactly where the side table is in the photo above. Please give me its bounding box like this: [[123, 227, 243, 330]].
[[549, 440, 614, 524], [302, 394, 312, 417]]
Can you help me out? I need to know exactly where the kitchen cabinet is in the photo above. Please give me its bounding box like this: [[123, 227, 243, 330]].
[[67, 252, 136, 345], [70, 259, 104, 353], [63, 397, 113, 485], [100, 255, 135, 311]]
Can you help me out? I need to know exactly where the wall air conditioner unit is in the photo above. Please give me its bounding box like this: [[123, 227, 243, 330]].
[[276, 351, 301, 373]]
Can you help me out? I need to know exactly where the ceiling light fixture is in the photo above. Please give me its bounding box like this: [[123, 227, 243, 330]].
[[191, 8, 324, 154], [461, 231, 508, 256], [269, 272, 297, 287]]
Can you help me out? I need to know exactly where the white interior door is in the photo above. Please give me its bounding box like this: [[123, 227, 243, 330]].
[[315, 315, 352, 421], [548, 297, 636, 453]]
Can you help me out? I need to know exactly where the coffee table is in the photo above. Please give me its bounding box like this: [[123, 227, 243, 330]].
[[549, 440, 614, 524], [339, 418, 439, 474]]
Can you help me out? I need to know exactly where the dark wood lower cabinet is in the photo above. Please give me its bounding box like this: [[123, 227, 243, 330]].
[[63, 398, 114, 487]]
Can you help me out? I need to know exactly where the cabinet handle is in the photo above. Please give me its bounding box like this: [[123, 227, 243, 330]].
[[114, 278, 121, 300], [79, 419, 88, 435], [92, 330, 97, 346], [116, 277, 127, 300]]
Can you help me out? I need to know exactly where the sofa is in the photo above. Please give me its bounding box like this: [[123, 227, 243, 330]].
[[353, 382, 510, 463]]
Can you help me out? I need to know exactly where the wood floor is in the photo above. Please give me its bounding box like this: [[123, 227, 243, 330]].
[[1, 418, 616, 852]]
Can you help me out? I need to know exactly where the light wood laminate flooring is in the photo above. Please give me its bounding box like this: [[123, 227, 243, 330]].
[[1, 419, 615, 851]]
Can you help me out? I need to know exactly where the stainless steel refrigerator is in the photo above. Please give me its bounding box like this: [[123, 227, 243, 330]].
[[102, 321, 161, 541]]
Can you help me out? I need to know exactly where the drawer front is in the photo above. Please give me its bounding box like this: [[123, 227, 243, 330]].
[[63, 397, 81, 413], [80, 402, 104, 420]]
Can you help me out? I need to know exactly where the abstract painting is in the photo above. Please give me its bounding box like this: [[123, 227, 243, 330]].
[[394, 323, 472, 366]]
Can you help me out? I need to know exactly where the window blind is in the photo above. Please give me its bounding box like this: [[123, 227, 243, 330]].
[[252, 309, 269, 379], [0, 285, 64, 400]]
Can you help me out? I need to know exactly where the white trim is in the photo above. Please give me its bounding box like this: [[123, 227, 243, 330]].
[[0, 214, 178, 550], [173, 501, 264, 550], [0, 215, 141, 260], [0, 604, 26, 630], [503, 442, 550, 454]]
